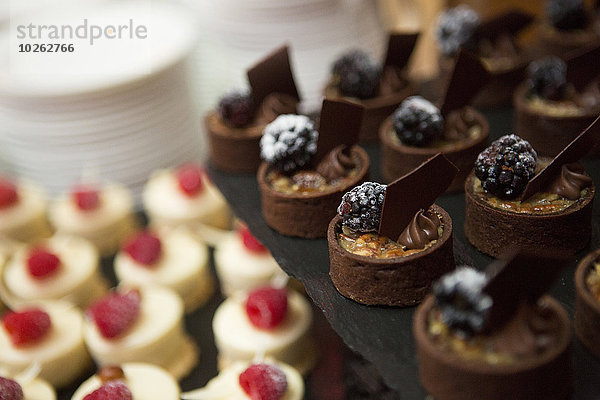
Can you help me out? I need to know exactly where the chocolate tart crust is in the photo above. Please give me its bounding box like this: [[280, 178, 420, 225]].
[[514, 84, 600, 157], [413, 295, 572, 400], [205, 111, 265, 173], [257, 146, 369, 238], [379, 107, 489, 192], [537, 24, 600, 58], [575, 249, 600, 359], [327, 205, 454, 307], [464, 173, 594, 258]]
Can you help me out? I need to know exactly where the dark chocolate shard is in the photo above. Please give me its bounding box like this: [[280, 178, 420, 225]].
[[483, 250, 569, 331], [378, 153, 458, 241], [247, 45, 301, 106], [315, 99, 365, 162], [521, 114, 600, 200], [383, 32, 420, 70], [566, 44, 600, 92], [475, 9, 534, 42], [439, 50, 491, 116]]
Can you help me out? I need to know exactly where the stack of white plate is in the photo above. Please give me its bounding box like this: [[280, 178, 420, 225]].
[[184, 0, 387, 115], [0, 0, 200, 201]]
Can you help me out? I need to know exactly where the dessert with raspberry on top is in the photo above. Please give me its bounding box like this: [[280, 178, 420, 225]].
[[0, 374, 56, 400]]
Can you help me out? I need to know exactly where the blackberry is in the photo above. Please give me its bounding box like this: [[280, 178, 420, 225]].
[[546, 0, 589, 30], [435, 5, 480, 56], [392, 96, 444, 146], [332, 50, 381, 99], [433, 267, 492, 337], [337, 182, 386, 232], [260, 114, 318, 173], [526, 56, 568, 101], [474, 134, 537, 199], [217, 89, 255, 128]]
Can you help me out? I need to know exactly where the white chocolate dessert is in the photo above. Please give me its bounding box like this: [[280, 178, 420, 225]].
[[213, 288, 317, 375], [83, 286, 198, 380], [114, 228, 214, 312], [71, 363, 180, 400], [182, 359, 304, 400], [142, 164, 232, 246], [0, 178, 51, 243], [0, 375, 56, 400], [48, 183, 139, 256], [0, 300, 92, 388], [1, 234, 107, 309]]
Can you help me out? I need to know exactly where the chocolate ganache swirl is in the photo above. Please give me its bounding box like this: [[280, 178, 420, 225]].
[[444, 107, 480, 141], [546, 163, 592, 200], [256, 93, 298, 125], [398, 208, 441, 250], [378, 66, 408, 97], [316, 145, 356, 181]]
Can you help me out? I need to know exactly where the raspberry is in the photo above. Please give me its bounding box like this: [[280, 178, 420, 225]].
[[87, 289, 141, 339], [546, 0, 588, 30], [82, 381, 133, 400], [436, 5, 480, 56], [0, 178, 18, 209], [218, 89, 256, 128], [433, 267, 492, 337], [392, 96, 444, 146], [331, 50, 381, 99], [2, 308, 52, 347], [260, 115, 318, 173], [526, 56, 567, 101], [26, 247, 61, 280], [337, 182, 386, 233], [123, 232, 162, 266], [239, 363, 288, 400], [239, 225, 267, 254], [175, 163, 204, 197], [245, 287, 288, 330], [474, 134, 537, 199], [72, 186, 101, 211], [0, 377, 23, 400]]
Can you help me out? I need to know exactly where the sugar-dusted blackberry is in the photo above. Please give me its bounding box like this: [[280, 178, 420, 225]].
[[526, 56, 568, 101], [433, 266, 492, 337], [392, 96, 444, 146], [474, 134, 537, 199], [435, 5, 480, 56], [337, 182, 386, 232], [546, 0, 589, 31], [260, 114, 318, 173], [217, 89, 256, 128], [331, 50, 381, 99]]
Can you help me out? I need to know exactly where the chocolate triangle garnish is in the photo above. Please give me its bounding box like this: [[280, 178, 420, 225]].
[[483, 250, 569, 331], [314, 99, 365, 162], [383, 32, 419, 70], [521, 115, 600, 200], [439, 50, 491, 116], [566, 44, 600, 92], [247, 45, 301, 106], [475, 10, 534, 42], [378, 153, 458, 241]]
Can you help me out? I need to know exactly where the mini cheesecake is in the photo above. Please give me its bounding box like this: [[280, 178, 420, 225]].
[[574, 249, 600, 358], [71, 363, 180, 400], [0, 375, 56, 400]]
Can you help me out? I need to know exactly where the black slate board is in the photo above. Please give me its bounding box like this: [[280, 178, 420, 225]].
[[208, 107, 600, 399]]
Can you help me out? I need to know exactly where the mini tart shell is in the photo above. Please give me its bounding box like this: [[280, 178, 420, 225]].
[[327, 204, 454, 307], [464, 172, 594, 258], [413, 295, 572, 400], [257, 145, 370, 239], [575, 249, 600, 359], [536, 23, 600, 58], [324, 80, 415, 143], [513, 84, 600, 157], [379, 107, 489, 192], [205, 111, 266, 173]]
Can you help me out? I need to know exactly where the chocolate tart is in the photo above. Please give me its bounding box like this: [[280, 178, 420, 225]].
[[575, 249, 600, 359], [327, 204, 454, 306], [514, 84, 600, 157], [464, 172, 594, 258], [413, 294, 572, 400], [258, 145, 369, 238], [537, 23, 600, 58], [380, 107, 489, 192]]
